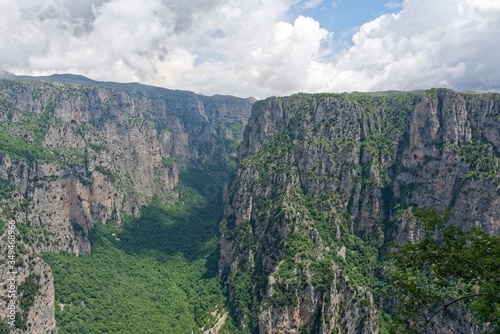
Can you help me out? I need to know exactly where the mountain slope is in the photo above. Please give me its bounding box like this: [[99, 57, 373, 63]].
[[0, 77, 252, 333], [0, 77, 498, 333], [220, 90, 499, 333]]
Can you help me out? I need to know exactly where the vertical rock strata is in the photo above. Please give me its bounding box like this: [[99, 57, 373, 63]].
[[0, 78, 498, 333], [220, 90, 499, 333], [0, 78, 252, 333]]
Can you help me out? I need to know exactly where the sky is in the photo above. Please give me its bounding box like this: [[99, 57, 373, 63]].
[[0, 0, 499, 98]]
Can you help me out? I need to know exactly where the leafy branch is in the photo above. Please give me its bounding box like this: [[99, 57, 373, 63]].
[[389, 208, 500, 333]]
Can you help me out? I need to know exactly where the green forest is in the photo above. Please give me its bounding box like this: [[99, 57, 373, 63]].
[[44, 169, 236, 333], [0, 83, 498, 333]]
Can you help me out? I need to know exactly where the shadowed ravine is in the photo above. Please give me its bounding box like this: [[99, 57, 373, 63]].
[[44, 169, 233, 333]]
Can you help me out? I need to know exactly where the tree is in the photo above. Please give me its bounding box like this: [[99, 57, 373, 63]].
[[389, 208, 500, 333], [0, 321, 11, 334]]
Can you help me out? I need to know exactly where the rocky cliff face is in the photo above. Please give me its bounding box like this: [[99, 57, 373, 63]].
[[1, 79, 498, 333], [220, 90, 499, 333], [0, 77, 252, 333]]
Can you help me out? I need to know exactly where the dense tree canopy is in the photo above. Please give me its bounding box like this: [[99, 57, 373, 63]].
[[389, 208, 500, 333]]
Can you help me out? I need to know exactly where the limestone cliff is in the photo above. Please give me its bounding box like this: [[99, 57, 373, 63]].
[[0, 77, 252, 333], [220, 90, 499, 333]]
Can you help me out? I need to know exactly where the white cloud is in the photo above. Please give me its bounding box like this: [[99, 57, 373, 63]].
[[323, 0, 500, 93], [302, 0, 325, 9], [0, 0, 499, 97], [384, 1, 403, 10]]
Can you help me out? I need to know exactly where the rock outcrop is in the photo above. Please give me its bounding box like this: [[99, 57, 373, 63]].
[[220, 90, 499, 333], [1, 77, 498, 333], [0, 77, 252, 333]]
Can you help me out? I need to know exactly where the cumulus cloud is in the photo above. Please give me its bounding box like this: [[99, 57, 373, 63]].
[[324, 0, 500, 93], [0, 0, 499, 97]]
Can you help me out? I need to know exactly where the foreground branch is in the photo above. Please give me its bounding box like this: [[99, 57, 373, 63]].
[[425, 293, 489, 325]]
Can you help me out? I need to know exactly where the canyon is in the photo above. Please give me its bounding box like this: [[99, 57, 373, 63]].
[[0, 76, 498, 333]]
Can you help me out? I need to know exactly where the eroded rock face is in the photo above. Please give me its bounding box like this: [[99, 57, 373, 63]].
[[394, 92, 500, 241], [259, 267, 378, 334], [221, 90, 499, 333], [0, 78, 252, 333]]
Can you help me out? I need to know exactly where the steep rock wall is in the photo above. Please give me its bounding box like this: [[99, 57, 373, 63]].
[[0, 78, 252, 333], [220, 90, 499, 333]]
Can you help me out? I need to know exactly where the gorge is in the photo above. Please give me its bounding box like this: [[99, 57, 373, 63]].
[[0, 75, 498, 333]]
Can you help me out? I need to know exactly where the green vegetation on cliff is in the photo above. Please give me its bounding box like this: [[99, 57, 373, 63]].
[[0, 77, 254, 333], [223, 90, 500, 333], [390, 208, 500, 333], [44, 169, 235, 333], [0, 102, 59, 164], [1, 81, 498, 333], [15, 274, 41, 330]]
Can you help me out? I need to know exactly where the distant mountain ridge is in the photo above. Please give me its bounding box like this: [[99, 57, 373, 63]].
[[0, 71, 257, 102]]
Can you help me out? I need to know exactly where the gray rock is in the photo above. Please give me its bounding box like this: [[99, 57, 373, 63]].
[[0, 78, 252, 333], [221, 90, 499, 333]]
